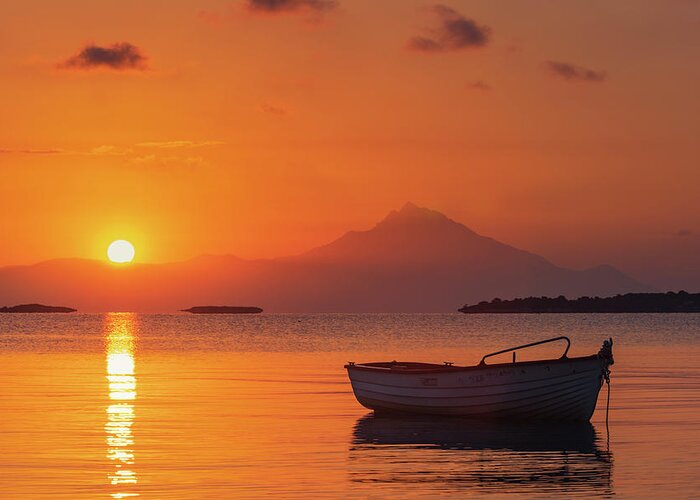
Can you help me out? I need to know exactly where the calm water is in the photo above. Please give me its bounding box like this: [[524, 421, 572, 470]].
[[1, 313, 699, 498]]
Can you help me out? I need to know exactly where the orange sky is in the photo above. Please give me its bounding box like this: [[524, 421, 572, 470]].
[[1, 0, 699, 276]]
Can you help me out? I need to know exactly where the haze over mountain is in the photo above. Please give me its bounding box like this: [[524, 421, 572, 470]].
[[0, 203, 648, 312]]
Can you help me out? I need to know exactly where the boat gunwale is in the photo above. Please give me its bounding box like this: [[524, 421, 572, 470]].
[[345, 354, 600, 375]]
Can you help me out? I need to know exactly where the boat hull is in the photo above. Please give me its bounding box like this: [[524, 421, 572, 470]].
[[346, 356, 607, 421]]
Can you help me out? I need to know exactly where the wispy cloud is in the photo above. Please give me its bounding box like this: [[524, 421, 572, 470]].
[[1, 145, 134, 156], [58, 42, 148, 71], [129, 155, 206, 167], [0, 148, 65, 155], [260, 103, 288, 116], [2, 141, 218, 158], [198, 9, 227, 25], [199, 1, 337, 26], [408, 5, 491, 53], [246, 0, 338, 14], [466, 80, 491, 91], [545, 61, 606, 82], [135, 140, 225, 149], [88, 145, 133, 156]]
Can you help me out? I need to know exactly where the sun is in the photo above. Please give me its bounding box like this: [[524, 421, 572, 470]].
[[107, 240, 136, 264]]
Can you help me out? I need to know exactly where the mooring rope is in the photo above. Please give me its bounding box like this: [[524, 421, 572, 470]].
[[597, 338, 614, 431], [604, 366, 611, 447]]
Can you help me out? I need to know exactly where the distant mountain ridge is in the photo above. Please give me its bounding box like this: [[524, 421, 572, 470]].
[[0, 203, 649, 312]]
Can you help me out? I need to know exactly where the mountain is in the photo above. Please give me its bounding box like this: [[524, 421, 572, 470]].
[[0, 203, 649, 312]]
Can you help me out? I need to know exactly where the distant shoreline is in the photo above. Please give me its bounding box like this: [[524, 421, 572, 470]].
[[459, 291, 700, 314], [182, 306, 263, 314], [0, 304, 77, 313]]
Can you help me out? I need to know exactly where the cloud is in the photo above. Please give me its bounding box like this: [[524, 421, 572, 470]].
[[1, 141, 221, 159], [129, 155, 206, 167], [88, 145, 133, 156], [59, 42, 148, 71], [407, 5, 491, 53], [545, 61, 606, 82], [135, 140, 224, 149], [677, 229, 692, 237], [260, 103, 288, 115], [197, 9, 226, 25], [0, 148, 64, 155], [466, 80, 491, 91], [246, 0, 338, 14], [2, 145, 132, 156], [1, 146, 129, 155]]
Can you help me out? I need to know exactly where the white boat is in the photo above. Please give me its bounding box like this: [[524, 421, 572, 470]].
[[346, 337, 614, 421]]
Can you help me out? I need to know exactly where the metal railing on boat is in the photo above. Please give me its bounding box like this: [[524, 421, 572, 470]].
[[478, 336, 571, 365]]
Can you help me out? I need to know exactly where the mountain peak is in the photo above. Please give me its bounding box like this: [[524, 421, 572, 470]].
[[381, 202, 452, 226], [300, 202, 502, 265], [399, 201, 421, 212]]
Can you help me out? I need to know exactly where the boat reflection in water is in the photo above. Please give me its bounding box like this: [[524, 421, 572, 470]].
[[104, 313, 139, 499], [350, 414, 613, 496]]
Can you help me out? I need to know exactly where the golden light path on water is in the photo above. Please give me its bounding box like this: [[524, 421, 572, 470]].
[[105, 313, 139, 499]]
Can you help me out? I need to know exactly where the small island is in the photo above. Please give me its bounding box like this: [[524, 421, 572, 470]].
[[459, 291, 700, 314], [182, 306, 263, 314], [0, 303, 77, 313]]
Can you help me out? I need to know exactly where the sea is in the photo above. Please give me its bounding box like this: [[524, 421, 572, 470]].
[[1, 313, 699, 498]]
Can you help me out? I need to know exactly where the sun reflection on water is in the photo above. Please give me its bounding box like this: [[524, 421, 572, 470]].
[[105, 313, 139, 499]]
